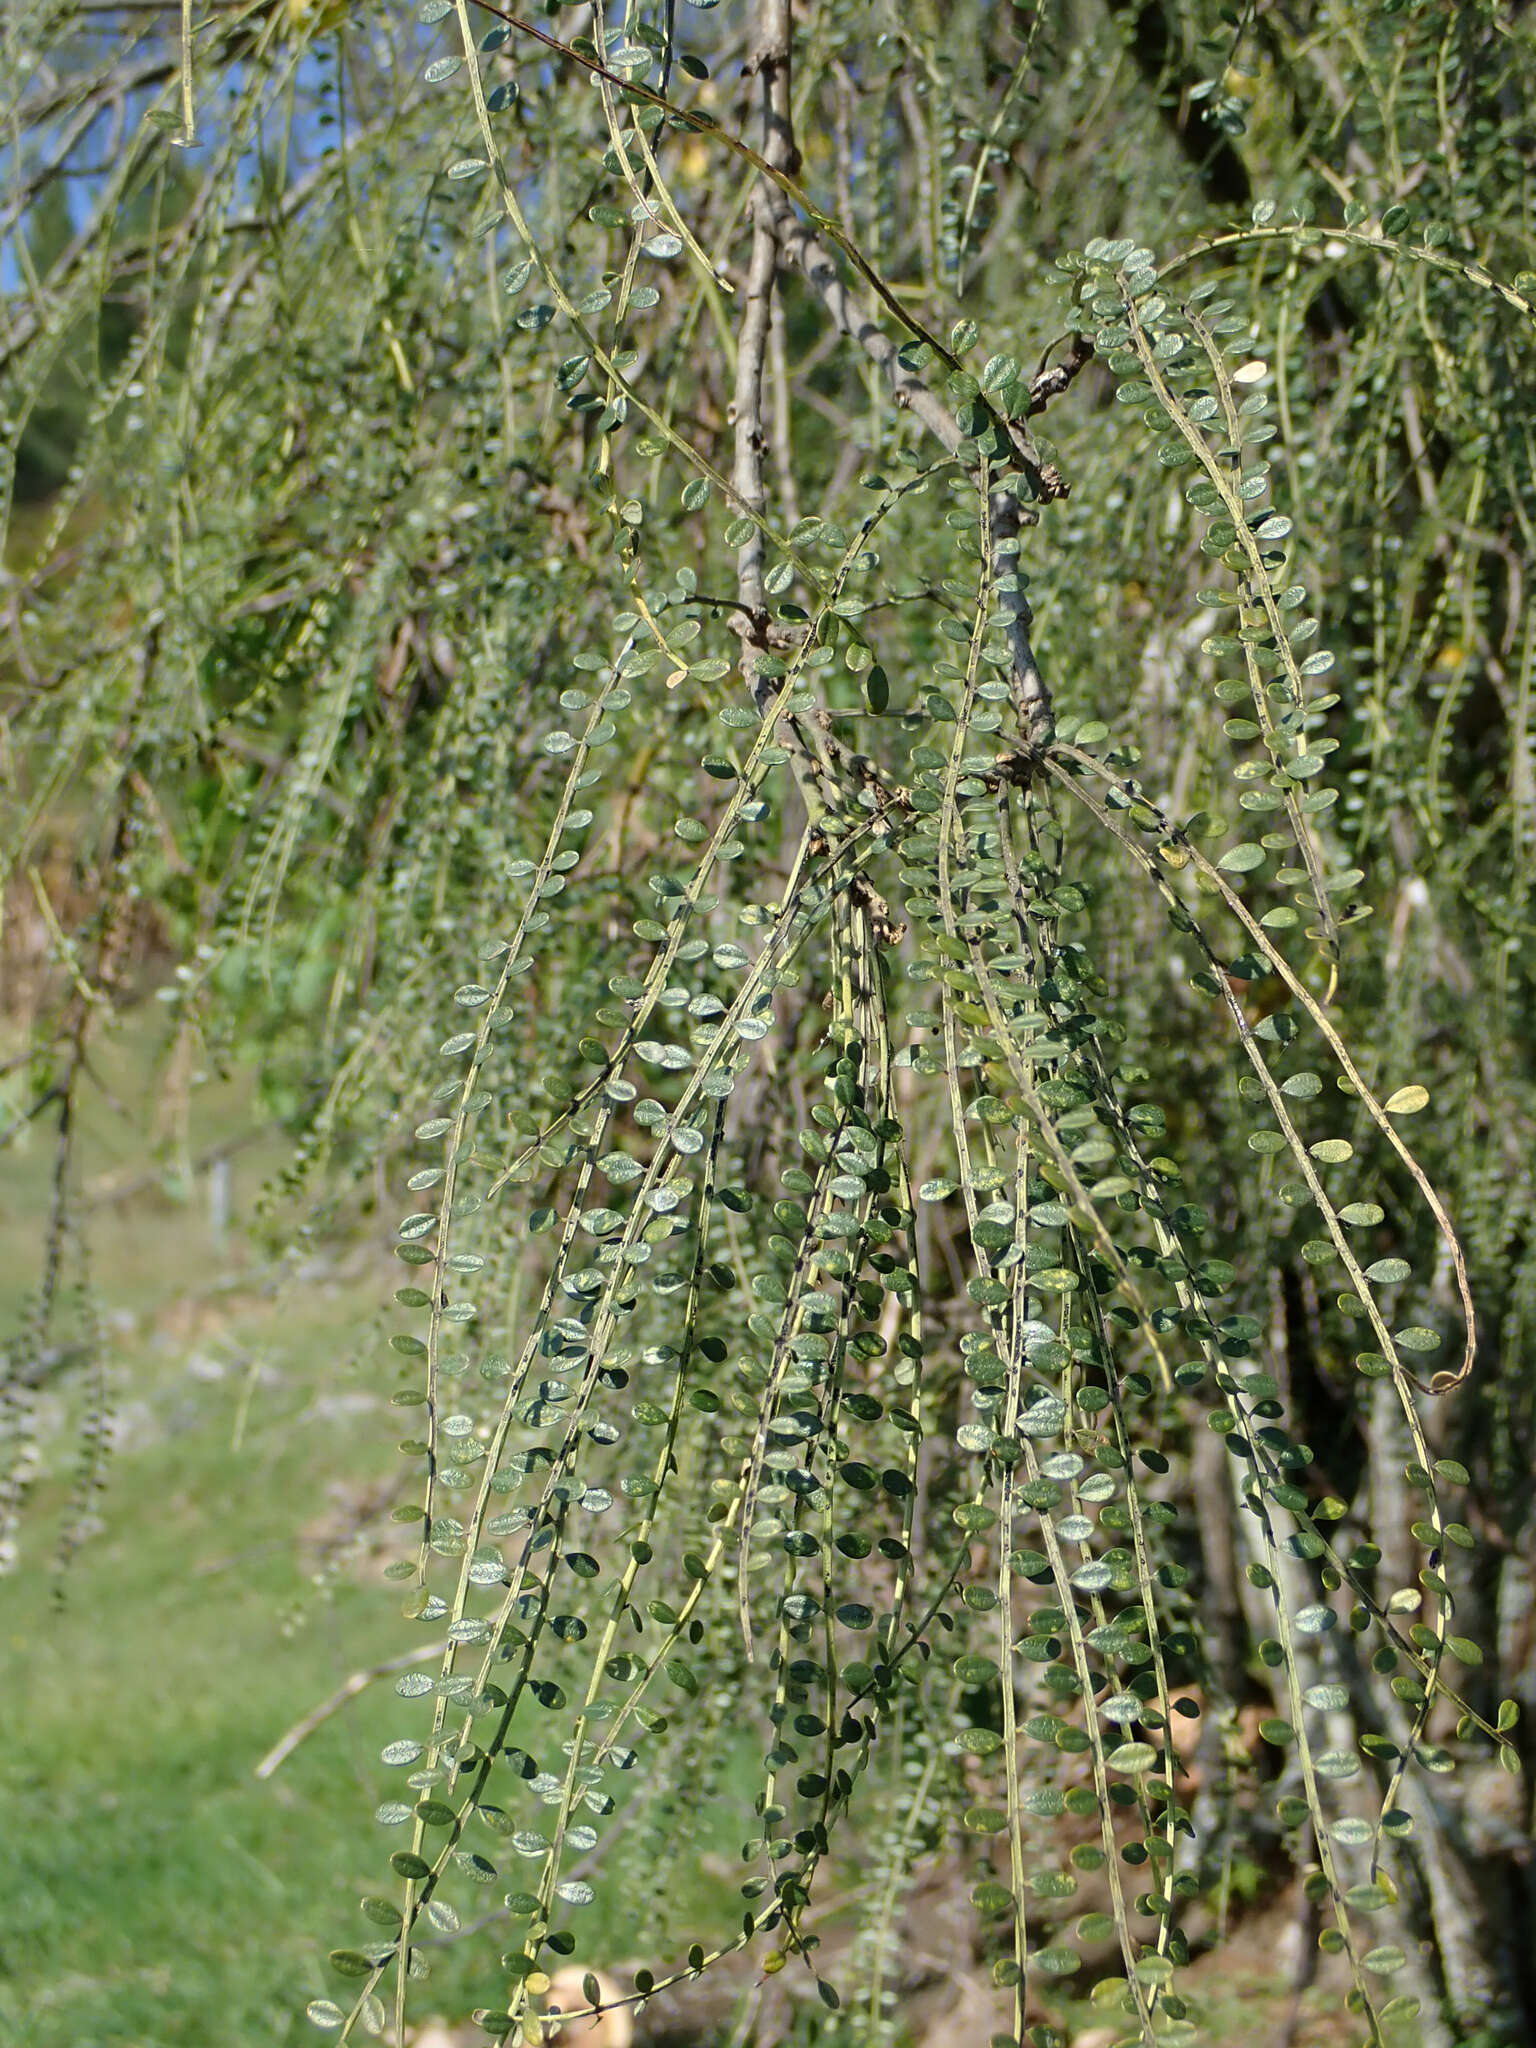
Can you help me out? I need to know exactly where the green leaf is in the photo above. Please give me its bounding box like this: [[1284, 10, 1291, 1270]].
[[1309, 1138, 1353, 1163], [1106, 1742, 1158, 1774], [1394, 1325, 1442, 1352], [1218, 842, 1266, 872]]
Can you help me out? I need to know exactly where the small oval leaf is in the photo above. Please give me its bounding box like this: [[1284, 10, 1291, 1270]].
[[1384, 1084, 1429, 1115]]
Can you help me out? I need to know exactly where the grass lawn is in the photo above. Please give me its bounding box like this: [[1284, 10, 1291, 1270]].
[[0, 1256, 453, 2046], [0, 1008, 467, 2046]]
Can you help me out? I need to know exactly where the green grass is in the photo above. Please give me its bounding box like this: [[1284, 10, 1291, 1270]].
[[0, 1007, 466, 2044], [1, 1270, 450, 2048]]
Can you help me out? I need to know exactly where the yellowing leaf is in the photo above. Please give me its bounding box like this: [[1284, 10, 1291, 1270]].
[[1385, 1084, 1429, 1115]]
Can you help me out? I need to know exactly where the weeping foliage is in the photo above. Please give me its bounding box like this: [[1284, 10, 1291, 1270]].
[[4, 2, 1536, 2044]]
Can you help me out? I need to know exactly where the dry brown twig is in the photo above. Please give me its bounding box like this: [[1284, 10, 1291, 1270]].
[[253, 1641, 447, 1779]]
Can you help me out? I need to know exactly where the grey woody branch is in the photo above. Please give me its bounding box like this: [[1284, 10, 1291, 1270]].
[[989, 488, 1052, 748], [765, 190, 964, 461]]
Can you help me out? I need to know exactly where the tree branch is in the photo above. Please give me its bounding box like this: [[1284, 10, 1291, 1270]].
[[989, 486, 1052, 750], [727, 0, 877, 827], [766, 192, 963, 459]]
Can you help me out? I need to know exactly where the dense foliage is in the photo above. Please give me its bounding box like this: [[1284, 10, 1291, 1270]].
[[4, 2, 1536, 2044]]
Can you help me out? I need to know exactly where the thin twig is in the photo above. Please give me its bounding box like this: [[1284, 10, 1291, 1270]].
[[253, 1642, 448, 1779], [82, 1120, 270, 1209]]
